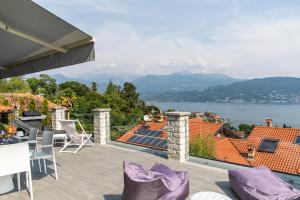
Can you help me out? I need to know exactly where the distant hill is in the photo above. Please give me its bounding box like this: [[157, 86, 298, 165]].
[[50, 73, 140, 92], [35, 74, 300, 104], [198, 77, 300, 103], [141, 77, 300, 103], [48, 72, 238, 95], [133, 73, 238, 93]]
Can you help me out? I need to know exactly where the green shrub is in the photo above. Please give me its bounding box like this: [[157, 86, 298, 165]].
[[190, 135, 216, 159]]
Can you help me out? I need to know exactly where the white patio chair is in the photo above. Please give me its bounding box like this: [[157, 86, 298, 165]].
[[31, 131, 58, 180], [53, 132, 68, 146], [59, 120, 93, 154], [0, 142, 33, 199]]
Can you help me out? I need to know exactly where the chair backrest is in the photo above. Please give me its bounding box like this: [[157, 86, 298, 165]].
[[12, 119, 32, 132], [28, 127, 38, 141], [41, 131, 54, 154], [59, 120, 80, 137], [0, 142, 31, 177]]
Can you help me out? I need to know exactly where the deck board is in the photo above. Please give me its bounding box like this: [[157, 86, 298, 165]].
[[0, 144, 238, 200]]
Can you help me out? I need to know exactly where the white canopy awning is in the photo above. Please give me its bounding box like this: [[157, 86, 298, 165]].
[[0, 0, 95, 79]]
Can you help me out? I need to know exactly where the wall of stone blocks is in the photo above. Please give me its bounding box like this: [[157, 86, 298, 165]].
[[166, 112, 190, 162]]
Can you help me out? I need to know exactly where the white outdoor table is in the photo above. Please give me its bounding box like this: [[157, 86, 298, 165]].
[[190, 191, 232, 200], [0, 141, 32, 195], [0, 140, 16, 195]]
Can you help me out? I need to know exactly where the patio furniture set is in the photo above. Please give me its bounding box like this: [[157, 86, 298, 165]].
[[0, 128, 57, 200], [0, 119, 93, 199]]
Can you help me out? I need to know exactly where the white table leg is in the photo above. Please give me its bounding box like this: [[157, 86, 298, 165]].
[[43, 158, 47, 174], [17, 173, 20, 190], [38, 159, 41, 173], [26, 172, 29, 188]]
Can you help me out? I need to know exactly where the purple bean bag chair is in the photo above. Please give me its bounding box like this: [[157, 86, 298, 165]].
[[122, 161, 189, 200], [229, 166, 300, 200]]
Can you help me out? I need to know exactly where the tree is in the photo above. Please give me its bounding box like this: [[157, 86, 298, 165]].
[[27, 74, 57, 98], [38, 74, 57, 98], [190, 135, 216, 159], [26, 77, 40, 94], [41, 100, 49, 115], [28, 99, 36, 111], [122, 82, 139, 104], [6, 77, 31, 93], [41, 100, 51, 126], [91, 82, 97, 92], [105, 80, 119, 95], [3, 99, 9, 106], [167, 108, 176, 112], [239, 123, 255, 135], [57, 88, 77, 109], [59, 81, 90, 96], [223, 122, 238, 131]]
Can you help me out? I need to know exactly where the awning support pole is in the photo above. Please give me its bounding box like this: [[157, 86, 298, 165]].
[[0, 20, 68, 53]]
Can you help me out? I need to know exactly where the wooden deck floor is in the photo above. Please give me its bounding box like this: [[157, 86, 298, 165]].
[[0, 144, 238, 200]]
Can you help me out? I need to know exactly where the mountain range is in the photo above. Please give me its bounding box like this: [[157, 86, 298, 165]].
[[46, 73, 300, 103], [198, 77, 300, 103], [50, 72, 238, 93], [132, 73, 238, 92]]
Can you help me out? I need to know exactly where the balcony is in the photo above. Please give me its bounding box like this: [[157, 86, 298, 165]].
[[1, 144, 237, 200]]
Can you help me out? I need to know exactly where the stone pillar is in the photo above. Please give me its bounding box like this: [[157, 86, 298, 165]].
[[92, 108, 111, 144], [166, 112, 191, 162], [51, 107, 66, 131]]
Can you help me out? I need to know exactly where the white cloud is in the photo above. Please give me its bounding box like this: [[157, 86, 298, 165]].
[[48, 15, 300, 79]]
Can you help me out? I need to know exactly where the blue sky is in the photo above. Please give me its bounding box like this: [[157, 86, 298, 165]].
[[35, 0, 300, 79]]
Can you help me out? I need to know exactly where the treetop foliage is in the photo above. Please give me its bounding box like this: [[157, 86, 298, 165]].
[[0, 74, 159, 129]]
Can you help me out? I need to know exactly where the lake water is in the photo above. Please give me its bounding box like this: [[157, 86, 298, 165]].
[[147, 102, 300, 128]]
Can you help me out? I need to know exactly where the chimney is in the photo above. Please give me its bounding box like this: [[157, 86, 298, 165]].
[[266, 118, 273, 127], [247, 145, 256, 160]]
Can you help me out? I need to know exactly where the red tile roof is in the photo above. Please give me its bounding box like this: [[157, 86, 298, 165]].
[[117, 120, 168, 150], [0, 104, 14, 113], [227, 126, 300, 175], [118, 117, 300, 175], [117, 118, 223, 151], [189, 118, 223, 140], [215, 138, 250, 166]]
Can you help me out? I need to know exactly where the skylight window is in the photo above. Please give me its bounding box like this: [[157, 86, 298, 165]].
[[258, 139, 279, 153], [295, 136, 300, 144]]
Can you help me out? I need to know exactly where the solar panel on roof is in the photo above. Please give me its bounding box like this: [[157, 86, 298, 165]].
[[138, 136, 150, 144], [152, 139, 162, 146], [159, 140, 167, 148], [152, 131, 162, 137], [146, 130, 156, 136], [127, 135, 138, 142], [133, 135, 144, 143], [163, 143, 167, 149], [144, 137, 156, 145], [136, 127, 148, 135]]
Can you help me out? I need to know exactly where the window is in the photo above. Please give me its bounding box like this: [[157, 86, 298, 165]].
[[258, 139, 279, 153], [295, 136, 300, 144]]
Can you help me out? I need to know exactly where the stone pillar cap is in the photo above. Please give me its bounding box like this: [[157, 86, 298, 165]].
[[165, 111, 191, 117], [92, 108, 111, 112], [51, 107, 67, 110]]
